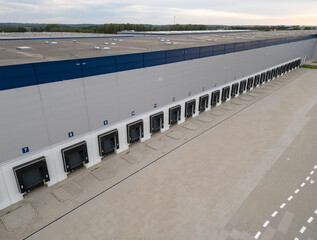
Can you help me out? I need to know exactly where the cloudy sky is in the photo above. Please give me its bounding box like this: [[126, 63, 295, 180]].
[[0, 0, 316, 25]]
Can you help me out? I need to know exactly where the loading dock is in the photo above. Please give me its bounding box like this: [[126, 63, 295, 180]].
[[169, 105, 181, 125], [272, 68, 277, 78], [239, 80, 247, 93], [282, 65, 286, 74], [291, 61, 295, 69], [254, 75, 260, 87], [277, 67, 282, 76], [61, 141, 89, 173], [13, 157, 50, 194], [231, 83, 239, 97], [266, 70, 271, 81], [150, 112, 164, 133], [211, 90, 220, 106], [127, 120, 144, 144], [221, 86, 230, 102], [185, 99, 196, 118], [198, 94, 209, 112], [98, 129, 119, 157], [247, 77, 254, 90], [260, 72, 266, 84]]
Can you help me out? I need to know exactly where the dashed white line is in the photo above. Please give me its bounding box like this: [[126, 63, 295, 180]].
[[272, 211, 278, 217], [300, 226, 306, 234], [288, 196, 293, 201], [263, 220, 270, 228], [254, 231, 261, 239], [295, 189, 300, 194], [294, 238, 299, 240], [306, 176, 310, 181], [315, 209, 317, 214], [307, 217, 314, 223], [310, 170, 314, 175], [314, 165, 317, 169], [300, 182, 305, 187], [280, 203, 286, 209]]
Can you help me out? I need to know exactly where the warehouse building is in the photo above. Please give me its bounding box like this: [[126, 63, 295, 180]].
[[0, 30, 317, 213]]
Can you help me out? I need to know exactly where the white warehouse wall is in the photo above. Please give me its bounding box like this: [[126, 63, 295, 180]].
[[0, 39, 315, 164], [0, 56, 303, 210]]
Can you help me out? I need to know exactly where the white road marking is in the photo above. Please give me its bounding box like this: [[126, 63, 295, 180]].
[[294, 238, 299, 240], [295, 189, 300, 194], [272, 211, 278, 217], [315, 209, 317, 214], [314, 165, 317, 169], [307, 217, 313, 223], [288, 196, 293, 201], [310, 170, 314, 175], [280, 203, 286, 209], [310, 179, 315, 184], [306, 176, 310, 181], [300, 182, 305, 187], [300, 226, 306, 233], [254, 231, 261, 239], [263, 220, 270, 228]]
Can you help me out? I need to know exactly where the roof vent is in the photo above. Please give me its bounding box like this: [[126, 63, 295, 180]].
[[45, 41, 58, 44], [94, 46, 110, 50], [16, 46, 32, 50], [206, 39, 217, 42]]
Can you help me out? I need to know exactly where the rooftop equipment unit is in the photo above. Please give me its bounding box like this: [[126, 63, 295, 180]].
[[199, 94, 209, 112], [150, 112, 164, 133], [221, 86, 230, 102], [98, 129, 119, 157], [185, 99, 196, 118], [211, 90, 220, 106], [169, 105, 181, 125], [231, 83, 239, 97], [239, 80, 247, 94], [61, 141, 89, 173], [16, 46, 32, 50], [13, 157, 50, 194], [127, 120, 144, 144]]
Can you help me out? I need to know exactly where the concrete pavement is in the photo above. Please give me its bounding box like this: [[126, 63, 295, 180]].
[[1, 67, 316, 240]]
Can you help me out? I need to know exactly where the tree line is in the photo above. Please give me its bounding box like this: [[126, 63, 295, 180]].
[[0, 23, 315, 33]]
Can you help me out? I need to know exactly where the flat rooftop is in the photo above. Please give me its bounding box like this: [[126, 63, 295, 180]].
[[1, 67, 317, 239], [0, 30, 316, 66]]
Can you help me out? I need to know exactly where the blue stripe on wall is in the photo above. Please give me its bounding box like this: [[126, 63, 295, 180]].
[[0, 35, 316, 91], [81, 56, 116, 78], [0, 64, 37, 90], [35, 59, 83, 84]]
